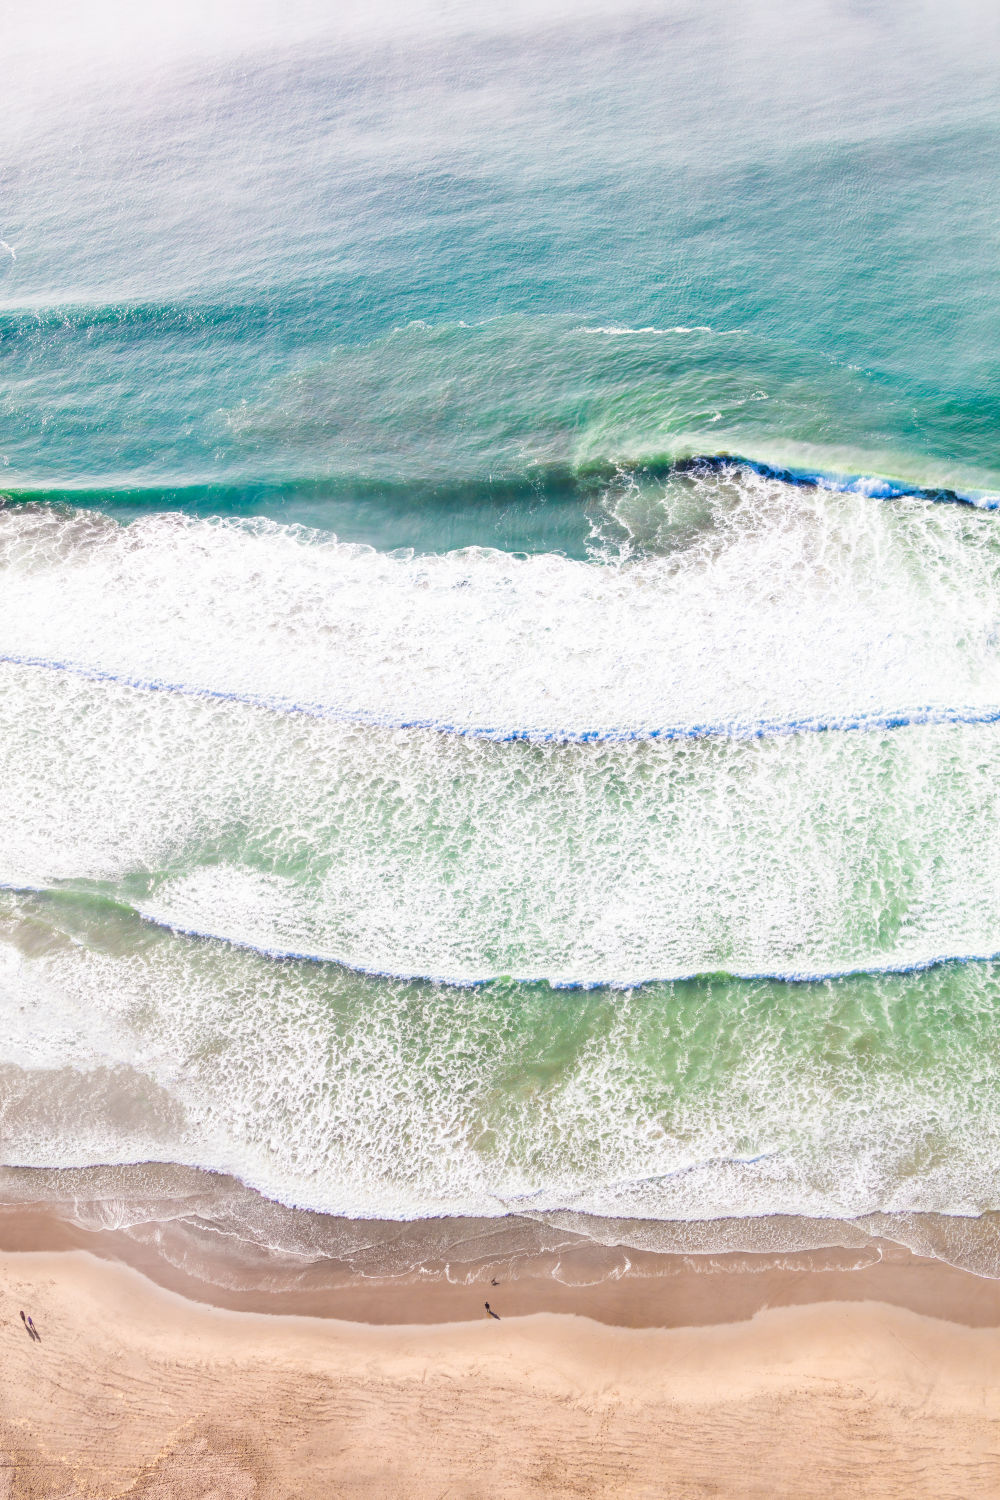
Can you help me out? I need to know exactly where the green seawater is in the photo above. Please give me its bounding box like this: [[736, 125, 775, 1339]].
[[4, 884, 1000, 1226]]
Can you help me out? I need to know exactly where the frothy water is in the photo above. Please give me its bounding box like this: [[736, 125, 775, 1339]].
[[5, 889, 1000, 1228], [4, 469, 1000, 743], [2, 479, 1000, 982]]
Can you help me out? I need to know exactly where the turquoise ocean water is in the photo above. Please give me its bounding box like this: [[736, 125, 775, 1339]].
[[3, 0, 1000, 1278]]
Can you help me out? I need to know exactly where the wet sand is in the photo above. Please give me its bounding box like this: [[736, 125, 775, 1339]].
[[7, 1202, 1000, 1327], [3, 1228, 1000, 1496]]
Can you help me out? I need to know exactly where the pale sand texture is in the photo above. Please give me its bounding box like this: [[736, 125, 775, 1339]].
[[3, 1250, 1000, 1498]]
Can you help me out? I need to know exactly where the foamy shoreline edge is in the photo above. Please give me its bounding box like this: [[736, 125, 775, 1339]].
[[6, 1201, 1000, 1329]]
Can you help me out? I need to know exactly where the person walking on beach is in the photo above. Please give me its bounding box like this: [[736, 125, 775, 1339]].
[[19, 1310, 39, 1342], [485, 1302, 500, 1320]]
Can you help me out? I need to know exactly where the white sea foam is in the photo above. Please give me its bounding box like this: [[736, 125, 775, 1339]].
[[1, 894, 999, 1223], [576, 324, 719, 335], [2, 473, 1000, 983], [1, 469, 1000, 741], [2, 659, 1000, 984], [2, 469, 1000, 1217]]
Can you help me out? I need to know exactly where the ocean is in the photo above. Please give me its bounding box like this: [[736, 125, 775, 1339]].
[[2, 0, 1000, 1286]]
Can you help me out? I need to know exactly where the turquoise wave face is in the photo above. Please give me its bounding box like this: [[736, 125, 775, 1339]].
[[2, 314, 997, 557], [2, 0, 1000, 1242]]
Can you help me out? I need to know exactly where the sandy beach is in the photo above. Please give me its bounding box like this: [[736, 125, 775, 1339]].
[[3, 1243, 1000, 1498]]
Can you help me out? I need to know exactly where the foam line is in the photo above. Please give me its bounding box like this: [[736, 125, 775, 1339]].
[[124, 900, 1000, 991], [14, 881, 991, 991], [494, 1153, 781, 1211], [5, 649, 1000, 746]]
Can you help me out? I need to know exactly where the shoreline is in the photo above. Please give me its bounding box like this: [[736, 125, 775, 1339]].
[[3, 1244, 1000, 1496], [5, 1202, 1000, 1328]]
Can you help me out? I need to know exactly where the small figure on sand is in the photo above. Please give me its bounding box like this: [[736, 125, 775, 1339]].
[[485, 1302, 501, 1320], [19, 1311, 39, 1342]]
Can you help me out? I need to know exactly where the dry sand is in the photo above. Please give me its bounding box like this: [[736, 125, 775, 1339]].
[[3, 1247, 1000, 1498]]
